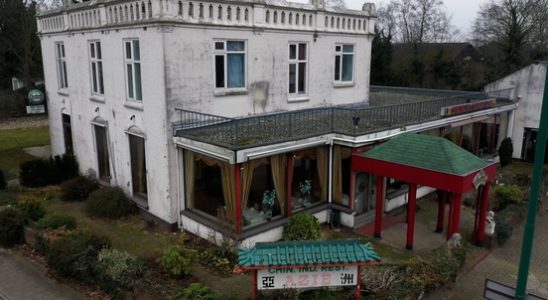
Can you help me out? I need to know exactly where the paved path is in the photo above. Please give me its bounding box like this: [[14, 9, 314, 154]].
[[0, 249, 89, 300], [426, 207, 548, 299]]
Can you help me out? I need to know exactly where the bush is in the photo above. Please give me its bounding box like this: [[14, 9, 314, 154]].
[[97, 248, 147, 295], [20, 154, 79, 187], [493, 185, 524, 211], [494, 212, 513, 245], [60, 176, 98, 201], [282, 213, 321, 241], [0, 206, 26, 247], [157, 245, 198, 278], [35, 214, 77, 230], [170, 283, 222, 300], [16, 193, 46, 222], [86, 187, 136, 219], [199, 238, 238, 275], [46, 232, 111, 283], [0, 169, 6, 190], [498, 138, 513, 167]]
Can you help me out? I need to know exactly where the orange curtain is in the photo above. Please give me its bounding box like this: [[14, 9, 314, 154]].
[[270, 154, 287, 215]]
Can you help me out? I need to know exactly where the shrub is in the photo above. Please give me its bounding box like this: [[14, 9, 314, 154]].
[[46, 232, 111, 283], [199, 238, 238, 275], [56, 154, 80, 182], [282, 213, 321, 241], [170, 283, 222, 300], [19, 154, 79, 187], [493, 185, 524, 211], [35, 214, 77, 230], [16, 193, 46, 221], [97, 248, 147, 295], [0, 206, 26, 247], [0, 169, 6, 190], [157, 245, 198, 278], [498, 138, 513, 167], [494, 212, 513, 245], [60, 176, 98, 201], [86, 187, 136, 219]]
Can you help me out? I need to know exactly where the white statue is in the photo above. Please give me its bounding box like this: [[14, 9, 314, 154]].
[[447, 233, 462, 248], [485, 211, 496, 236]]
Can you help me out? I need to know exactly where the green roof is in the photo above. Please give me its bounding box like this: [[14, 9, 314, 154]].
[[238, 240, 380, 268], [360, 133, 490, 176]]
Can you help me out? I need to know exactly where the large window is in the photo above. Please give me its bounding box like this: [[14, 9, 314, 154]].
[[55, 42, 68, 89], [291, 147, 328, 212], [334, 44, 354, 82], [288, 43, 307, 96], [124, 39, 142, 101], [94, 124, 110, 182], [62, 113, 73, 154], [129, 134, 147, 199], [89, 41, 104, 95], [214, 40, 246, 89]]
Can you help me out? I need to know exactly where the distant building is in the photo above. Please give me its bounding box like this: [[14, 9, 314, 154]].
[[484, 62, 548, 161]]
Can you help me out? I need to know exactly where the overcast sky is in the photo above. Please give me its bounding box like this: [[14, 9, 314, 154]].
[[344, 0, 489, 37]]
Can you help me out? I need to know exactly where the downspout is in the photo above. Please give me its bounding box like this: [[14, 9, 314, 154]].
[[327, 140, 333, 223]]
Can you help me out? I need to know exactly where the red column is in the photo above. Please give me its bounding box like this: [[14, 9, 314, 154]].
[[374, 176, 384, 238], [349, 170, 357, 210], [436, 191, 446, 233], [355, 265, 362, 300], [252, 270, 258, 300], [286, 154, 293, 216], [476, 183, 491, 246], [235, 163, 242, 233], [458, 126, 464, 146], [449, 193, 463, 239], [446, 193, 454, 240], [406, 183, 417, 250]]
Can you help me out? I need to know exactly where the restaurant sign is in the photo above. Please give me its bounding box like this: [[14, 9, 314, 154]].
[[257, 265, 358, 290], [441, 98, 496, 117]]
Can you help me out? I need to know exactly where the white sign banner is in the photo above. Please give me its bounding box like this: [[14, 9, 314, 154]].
[[26, 105, 45, 114], [257, 265, 358, 290]]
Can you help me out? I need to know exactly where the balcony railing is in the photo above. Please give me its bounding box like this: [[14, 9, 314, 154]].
[[174, 91, 514, 150]]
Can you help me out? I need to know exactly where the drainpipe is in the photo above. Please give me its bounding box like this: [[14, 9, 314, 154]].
[[328, 141, 333, 224], [506, 110, 515, 139]]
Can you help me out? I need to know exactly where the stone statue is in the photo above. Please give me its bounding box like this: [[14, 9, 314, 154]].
[[447, 233, 462, 248], [485, 211, 496, 235]]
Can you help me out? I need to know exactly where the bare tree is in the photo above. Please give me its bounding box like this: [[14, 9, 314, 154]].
[[325, 0, 346, 9]]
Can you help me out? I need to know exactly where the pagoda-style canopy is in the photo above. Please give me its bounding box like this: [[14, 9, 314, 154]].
[[352, 133, 496, 249]]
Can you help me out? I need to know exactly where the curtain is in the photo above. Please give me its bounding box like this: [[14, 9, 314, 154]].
[[184, 150, 195, 209], [221, 163, 236, 224], [316, 146, 328, 202], [270, 154, 287, 215], [241, 160, 258, 212], [227, 53, 245, 88], [333, 145, 343, 204]]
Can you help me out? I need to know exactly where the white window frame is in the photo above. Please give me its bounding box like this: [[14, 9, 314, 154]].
[[55, 42, 68, 89], [126, 130, 148, 202], [89, 40, 104, 95], [124, 39, 142, 101], [91, 121, 111, 184], [288, 42, 308, 98], [213, 40, 247, 90], [334, 43, 355, 83]]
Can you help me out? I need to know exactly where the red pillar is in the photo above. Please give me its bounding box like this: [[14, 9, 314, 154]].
[[355, 265, 362, 300], [446, 193, 454, 240], [349, 170, 357, 210], [406, 183, 417, 250], [286, 154, 293, 216], [449, 193, 463, 239], [374, 176, 384, 238], [436, 191, 446, 233], [476, 183, 491, 246], [235, 164, 242, 233], [458, 126, 464, 146], [252, 270, 258, 300]]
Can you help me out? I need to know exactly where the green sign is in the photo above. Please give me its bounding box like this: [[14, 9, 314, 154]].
[[28, 89, 45, 105]]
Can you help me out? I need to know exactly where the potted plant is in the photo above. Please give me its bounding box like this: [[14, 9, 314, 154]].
[[299, 180, 312, 207], [262, 190, 276, 220]]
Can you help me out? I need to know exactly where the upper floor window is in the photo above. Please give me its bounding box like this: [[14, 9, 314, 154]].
[[124, 39, 142, 101], [89, 41, 104, 95], [334, 44, 354, 82], [288, 42, 307, 96], [55, 42, 68, 89], [214, 40, 246, 89]]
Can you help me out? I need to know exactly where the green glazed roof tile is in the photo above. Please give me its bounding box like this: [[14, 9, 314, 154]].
[[238, 240, 380, 267], [359, 133, 490, 176]]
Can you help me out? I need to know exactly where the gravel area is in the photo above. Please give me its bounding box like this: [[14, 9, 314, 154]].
[[0, 115, 49, 130]]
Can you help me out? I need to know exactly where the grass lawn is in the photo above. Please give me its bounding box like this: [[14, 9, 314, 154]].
[[0, 126, 50, 179]]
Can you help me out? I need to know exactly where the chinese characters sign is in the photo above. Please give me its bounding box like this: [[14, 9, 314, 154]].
[[257, 265, 358, 290], [441, 99, 496, 117]]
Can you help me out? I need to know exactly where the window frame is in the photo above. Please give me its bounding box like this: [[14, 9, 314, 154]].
[[92, 121, 111, 184], [288, 42, 308, 98], [334, 43, 355, 83], [55, 42, 68, 89], [88, 40, 104, 95], [124, 39, 143, 101], [213, 39, 247, 90], [127, 131, 148, 203]]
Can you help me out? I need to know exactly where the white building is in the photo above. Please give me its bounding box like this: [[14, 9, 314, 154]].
[[37, 0, 516, 246], [484, 62, 548, 161]]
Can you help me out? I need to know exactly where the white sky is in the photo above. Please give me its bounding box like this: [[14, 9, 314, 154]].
[[345, 0, 490, 37]]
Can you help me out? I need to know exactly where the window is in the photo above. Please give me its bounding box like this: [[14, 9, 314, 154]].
[[94, 124, 110, 182], [214, 40, 246, 89], [62, 113, 73, 154], [55, 42, 68, 89], [288, 43, 307, 96], [89, 41, 104, 94], [334, 44, 354, 82], [129, 134, 147, 199], [124, 39, 142, 101]]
